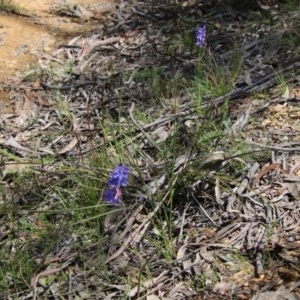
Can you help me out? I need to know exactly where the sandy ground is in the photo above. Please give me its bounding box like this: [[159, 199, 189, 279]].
[[0, 0, 116, 77], [0, 0, 116, 103]]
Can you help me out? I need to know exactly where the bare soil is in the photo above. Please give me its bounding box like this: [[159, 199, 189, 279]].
[[0, 0, 116, 105]]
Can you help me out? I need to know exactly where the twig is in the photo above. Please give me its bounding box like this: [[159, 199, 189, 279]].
[[191, 193, 218, 227], [179, 202, 191, 241], [247, 141, 300, 152]]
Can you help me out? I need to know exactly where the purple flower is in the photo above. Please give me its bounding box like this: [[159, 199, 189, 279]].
[[107, 163, 129, 188], [196, 25, 206, 48], [103, 163, 129, 206], [103, 186, 122, 206]]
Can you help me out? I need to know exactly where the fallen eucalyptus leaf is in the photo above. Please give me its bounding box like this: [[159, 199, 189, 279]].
[[198, 151, 225, 171]]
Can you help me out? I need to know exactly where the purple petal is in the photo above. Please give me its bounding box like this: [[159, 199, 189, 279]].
[[103, 187, 122, 206], [196, 25, 206, 48], [107, 163, 129, 187]]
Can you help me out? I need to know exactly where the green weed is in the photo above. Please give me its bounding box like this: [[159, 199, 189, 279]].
[[190, 47, 241, 107], [0, 0, 20, 13], [284, 0, 300, 11]]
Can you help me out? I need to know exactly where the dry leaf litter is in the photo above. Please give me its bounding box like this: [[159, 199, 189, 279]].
[[1, 0, 300, 299]]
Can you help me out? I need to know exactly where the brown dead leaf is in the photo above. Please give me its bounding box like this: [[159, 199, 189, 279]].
[[261, 119, 272, 126], [253, 163, 281, 186], [245, 71, 252, 86], [36, 94, 51, 107], [292, 87, 300, 97], [199, 247, 214, 263], [14, 94, 33, 117], [251, 286, 299, 300], [33, 81, 41, 88], [58, 137, 78, 154], [213, 282, 232, 295], [124, 29, 139, 38], [146, 295, 164, 300], [273, 103, 287, 113], [152, 126, 171, 144], [281, 182, 300, 197], [198, 151, 225, 171], [278, 266, 300, 281], [177, 244, 192, 273], [75, 5, 94, 20], [25, 89, 51, 107]]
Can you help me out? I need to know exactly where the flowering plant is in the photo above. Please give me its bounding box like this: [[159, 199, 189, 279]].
[[196, 25, 206, 48], [103, 163, 129, 206]]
